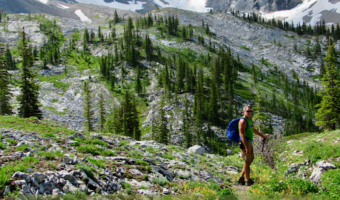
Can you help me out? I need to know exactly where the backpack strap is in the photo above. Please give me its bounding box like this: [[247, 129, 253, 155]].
[[240, 117, 249, 128]]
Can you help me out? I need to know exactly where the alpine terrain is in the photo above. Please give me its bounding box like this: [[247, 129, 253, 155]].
[[0, 0, 339, 199]]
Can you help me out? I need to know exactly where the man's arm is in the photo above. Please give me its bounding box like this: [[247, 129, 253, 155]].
[[239, 119, 250, 154], [253, 127, 268, 140]]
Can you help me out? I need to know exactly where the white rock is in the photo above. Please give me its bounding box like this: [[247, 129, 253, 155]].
[[310, 167, 324, 183], [316, 160, 337, 170], [187, 145, 205, 155]]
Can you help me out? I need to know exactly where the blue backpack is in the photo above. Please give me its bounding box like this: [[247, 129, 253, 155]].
[[226, 117, 249, 142]]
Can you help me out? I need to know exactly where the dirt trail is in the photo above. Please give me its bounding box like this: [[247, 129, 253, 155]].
[[233, 184, 253, 200]]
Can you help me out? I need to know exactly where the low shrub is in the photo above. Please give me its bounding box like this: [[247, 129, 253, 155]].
[[251, 174, 318, 195], [0, 142, 6, 150], [76, 165, 96, 180], [6, 139, 17, 145], [321, 169, 340, 199], [136, 159, 149, 166], [162, 153, 175, 160], [152, 177, 168, 186], [39, 151, 63, 160], [88, 158, 105, 168], [303, 142, 340, 163]]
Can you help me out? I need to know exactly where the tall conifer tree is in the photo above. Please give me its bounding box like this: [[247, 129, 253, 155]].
[[83, 80, 94, 132], [17, 29, 42, 119], [315, 38, 340, 130], [99, 93, 106, 132], [0, 44, 13, 115]]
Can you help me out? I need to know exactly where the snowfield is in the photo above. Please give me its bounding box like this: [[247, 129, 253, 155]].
[[75, 0, 146, 12], [75, 9, 92, 23], [153, 0, 212, 12], [37, 0, 49, 4], [57, 4, 70, 9], [262, 0, 340, 25], [75, 0, 211, 13]]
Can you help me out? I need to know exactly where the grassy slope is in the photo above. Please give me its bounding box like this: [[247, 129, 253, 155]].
[[248, 130, 340, 199]]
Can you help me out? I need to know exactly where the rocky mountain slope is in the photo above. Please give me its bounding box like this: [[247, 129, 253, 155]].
[[1, 116, 340, 199], [1, 8, 335, 138], [206, 0, 302, 13], [0, 119, 236, 197]]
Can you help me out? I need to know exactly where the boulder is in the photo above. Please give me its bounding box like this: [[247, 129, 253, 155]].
[[12, 172, 30, 182], [142, 157, 155, 165], [310, 167, 324, 183], [129, 169, 143, 176], [187, 145, 205, 155], [90, 133, 103, 140], [163, 188, 170, 195], [174, 170, 191, 179], [316, 160, 337, 170], [31, 172, 47, 184], [3, 186, 10, 196], [138, 189, 158, 195], [63, 180, 79, 194], [68, 132, 84, 140]]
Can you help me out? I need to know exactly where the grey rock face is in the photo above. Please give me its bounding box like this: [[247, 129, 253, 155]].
[[206, 0, 302, 13], [187, 145, 206, 155]]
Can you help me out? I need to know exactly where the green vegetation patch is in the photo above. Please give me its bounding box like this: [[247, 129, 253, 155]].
[[240, 45, 250, 51], [302, 142, 340, 163], [0, 116, 76, 135], [0, 156, 39, 189], [88, 158, 105, 168], [77, 145, 116, 156]]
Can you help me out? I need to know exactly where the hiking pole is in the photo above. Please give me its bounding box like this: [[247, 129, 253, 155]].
[[258, 137, 266, 178]]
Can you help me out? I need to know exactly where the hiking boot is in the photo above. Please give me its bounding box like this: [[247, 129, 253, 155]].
[[245, 179, 254, 186], [237, 176, 245, 185]]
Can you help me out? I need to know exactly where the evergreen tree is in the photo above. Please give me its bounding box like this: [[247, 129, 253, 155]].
[[205, 24, 210, 35], [99, 93, 106, 132], [158, 102, 169, 144], [5, 44, 14, 69], [114, 10, 120, 24], [110, 75, 115, 91], [83, 80, 94, 132], [135, 66, 142, 96], [17, 30, 42, 119], [144, 34, 153, 61], [183, 98, 192, 148], [0, 44, 13, 115], [315, 38, 340, 130], [320, 60, 325, 76], [208, 81, 218, 124], [227, 101, 233, 122], [182, 25, 187, 39]]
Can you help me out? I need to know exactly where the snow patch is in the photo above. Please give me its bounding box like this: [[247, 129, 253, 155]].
[[75, 0, 211, 13], [75, 0, 145, 12], [153, 0, 212, 12], [262, 0, 340, 26], [37, 0, 49, 4], [75, 10, 92, 23], [57, 4, 70, 9]]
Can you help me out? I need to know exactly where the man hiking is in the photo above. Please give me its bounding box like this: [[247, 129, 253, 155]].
[[237, 105, 267, 186]]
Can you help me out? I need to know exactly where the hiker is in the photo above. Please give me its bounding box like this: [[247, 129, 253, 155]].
[[237, 105, 267, 186]]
